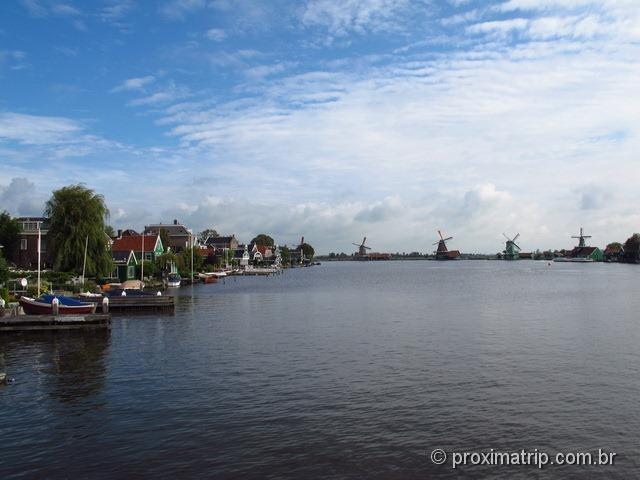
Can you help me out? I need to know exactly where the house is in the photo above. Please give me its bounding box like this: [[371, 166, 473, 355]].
[[205, 235, 239, 250], [112, 250, 138, 282], [144, 219, 193, 252], [112, 234, 164, 262], [604, 244, 623, 262], [233, 244, 250, 267], [10, 217, 53, 269], [249, 244, 273, 263]]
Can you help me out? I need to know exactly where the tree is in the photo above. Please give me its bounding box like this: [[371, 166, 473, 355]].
[[623, 234, 640, 263], [0, 211, 21, 256], [104, 225, 116, 238], [177, 247, 204, 277], [251, 234, 274, 247], [158, 228, 170, 253], [198, 228, 218, 244], [0, 252, 8, 286], [280, 246, 290, 265], [44, 184, 112, 276], [301, 243, 315, 260]]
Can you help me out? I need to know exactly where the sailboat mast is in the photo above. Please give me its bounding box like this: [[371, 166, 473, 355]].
[[37, 223, 41, 297], [81, 234, 88, 287]]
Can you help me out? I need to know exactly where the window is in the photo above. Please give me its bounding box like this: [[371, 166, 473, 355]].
[[127, 266, 135, 278], [20, 239, 27, 250], [41, 239, 46, 252]]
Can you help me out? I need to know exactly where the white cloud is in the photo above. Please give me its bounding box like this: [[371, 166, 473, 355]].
[[205, 28, 227, 41], [111, 75, 156, 93], [301, 0, 415, 36]]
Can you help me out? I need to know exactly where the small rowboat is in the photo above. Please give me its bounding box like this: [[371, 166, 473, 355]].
[[19, 294, 97, 315], [198, 273, 219, 284]]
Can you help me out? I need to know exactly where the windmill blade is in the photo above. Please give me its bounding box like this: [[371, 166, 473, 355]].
[[437, 230, 444, 240], [364, 246, 371, 250], [362, 237, 367, 246], [513, 243, 521, 249], [352, 243, 362, 247], [443, 236, 453, 242], [502, 233, 511, 241], [432, 241, 441, 246], [513, 233, 520, 242]]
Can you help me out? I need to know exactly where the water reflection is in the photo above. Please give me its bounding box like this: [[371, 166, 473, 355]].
[[0, 330, 110, 403]]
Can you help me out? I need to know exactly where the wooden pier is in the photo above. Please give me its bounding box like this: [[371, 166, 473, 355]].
[[0, 313, 111, 332], [79, 295, 175, 314]]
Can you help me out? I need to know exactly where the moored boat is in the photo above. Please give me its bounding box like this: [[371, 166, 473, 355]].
[[166, 273, 181, 288], [19, 294, 97, 315], [553, 257, 594, 263]]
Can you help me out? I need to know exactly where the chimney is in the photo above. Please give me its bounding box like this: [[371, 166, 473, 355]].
[[117, 229, 122, 238], [173, 219, 178, 225]]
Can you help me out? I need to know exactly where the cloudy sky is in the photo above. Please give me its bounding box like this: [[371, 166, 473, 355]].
[[1, 0, 639, 253]]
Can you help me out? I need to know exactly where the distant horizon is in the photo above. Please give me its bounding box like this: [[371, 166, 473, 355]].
[[2, 0, 639, 253]]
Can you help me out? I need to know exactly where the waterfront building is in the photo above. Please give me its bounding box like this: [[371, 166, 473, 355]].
[[144, 219, 193, 252], [112, 234, 164, 262], [205, 235, 239, 250], [112, 250, 138, 282], [10, 217, 53, 269]]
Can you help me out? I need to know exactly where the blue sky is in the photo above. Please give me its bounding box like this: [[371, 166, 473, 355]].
[[1, 0, 639, 253]]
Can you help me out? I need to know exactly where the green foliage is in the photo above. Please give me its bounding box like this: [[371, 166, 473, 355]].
[[251, 234, 274, 247], [624, 233, 640, 262], [158, 228, 170, 252], [0, 253, 9, 285], [104, 225, 116, 237], [155, 252, 179, 273], [280, 246, 290, 265], [43, 271, 74, 290], [1, 287, 8, 304], [141, 260, 157, 278], [178, 247, 204, 276], [301, 243, 315, 260], [607, 242, 623, 250], [45, 184, 112, 276], [198, 228, 219, 244], [0, 211, 21, 256]]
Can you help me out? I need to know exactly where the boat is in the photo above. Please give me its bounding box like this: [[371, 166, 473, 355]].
[[553, 257, 594, 263], [166, 273, 181, 287], [19, 294, 97, 315], [198, 273, 219, 284]]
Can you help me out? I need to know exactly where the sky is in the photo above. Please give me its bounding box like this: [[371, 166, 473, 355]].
[[1, 0, 639, 254]]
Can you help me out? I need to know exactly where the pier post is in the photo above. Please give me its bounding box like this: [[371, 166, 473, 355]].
[[51, 297, 59, 316], [102, 297, 109, 314]]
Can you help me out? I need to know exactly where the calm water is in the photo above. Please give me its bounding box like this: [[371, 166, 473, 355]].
[[1, 261, 640, 479]]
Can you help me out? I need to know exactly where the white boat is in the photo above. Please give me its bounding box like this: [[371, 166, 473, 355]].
[[166, 273, 181, 287], [553, 257, 594, 263]]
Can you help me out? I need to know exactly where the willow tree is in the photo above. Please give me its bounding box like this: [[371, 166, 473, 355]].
[[45, 184, 112, 276]]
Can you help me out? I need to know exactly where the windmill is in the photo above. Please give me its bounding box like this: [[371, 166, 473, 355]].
[[502, 232, 521, 260], [572, 227, 591, 248], [433, 230, 460, 260], [353, 237, 372, 257]]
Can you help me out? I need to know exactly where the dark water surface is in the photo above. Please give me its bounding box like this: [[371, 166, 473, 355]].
[[2, 261, 640, 479]]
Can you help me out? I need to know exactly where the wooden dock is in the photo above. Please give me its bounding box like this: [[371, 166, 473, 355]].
[[0, 313, 111, 332], [80, 295, 175, 314]]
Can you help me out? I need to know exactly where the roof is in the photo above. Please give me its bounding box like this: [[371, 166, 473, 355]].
[[571, 246, 599, 257], [604, 245, 623, 254], [112, 234, 160, 253], [206, 235, 236, 245], [144, 221, 191, 236], [112, 250, 137, 264]]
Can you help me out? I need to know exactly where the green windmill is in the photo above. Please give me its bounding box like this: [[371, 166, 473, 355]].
[[502, 232, 521, 260]]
